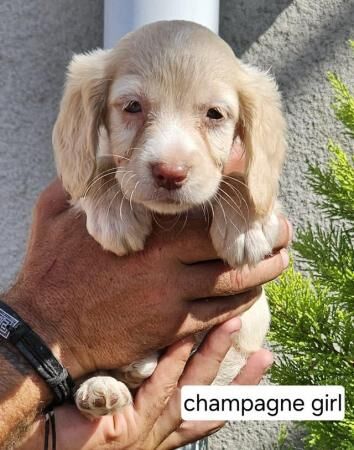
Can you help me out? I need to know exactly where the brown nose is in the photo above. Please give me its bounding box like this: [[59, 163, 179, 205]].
[[151, 163, 188, 190]]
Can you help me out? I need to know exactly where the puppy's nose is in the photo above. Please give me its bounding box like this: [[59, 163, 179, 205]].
[[151, 163, 188, 190]]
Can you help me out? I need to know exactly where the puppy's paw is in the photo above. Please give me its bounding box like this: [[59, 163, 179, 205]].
[[117, 353, 159, 388], [75, 376, 132, 419], [80, 190, 152, 256], [210, 204, 279, 267], [233, 289, 271, 353]]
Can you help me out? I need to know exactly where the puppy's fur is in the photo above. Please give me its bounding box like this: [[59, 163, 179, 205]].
[[53, 21, 286, 418]]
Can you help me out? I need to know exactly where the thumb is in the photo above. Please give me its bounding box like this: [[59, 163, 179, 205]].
[[135, 337, 194, 427]]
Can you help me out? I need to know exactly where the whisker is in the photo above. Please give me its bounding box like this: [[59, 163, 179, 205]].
[[222, 174, 249, 189], [213, 196, 228, 235], [119, 191, 125, 222], [89, 176, 117, 202], [119, 171, 135, 191], [106, 186, 123, 224], [215, 194, 243, 235], [201, 203, 207, 223], [217, 187, 248, 227], [180, 210, 189, 234], [122, 173, 137, 193], [201, 203, 211, 229], [83, 168, 118, 198], [154, 212, 182, 232], [208, 199, 226, 237], [83, 167, 131, 199], [220, 179, 250, 219], [94, 182, 121, 211], [152, 211, 165, 230], [98, 154, 132, 161], [129, 181, 140, 211]]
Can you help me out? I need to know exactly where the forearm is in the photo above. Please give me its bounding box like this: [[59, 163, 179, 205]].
[[0, 288, 56, 449], [0, 343, 51, 450]]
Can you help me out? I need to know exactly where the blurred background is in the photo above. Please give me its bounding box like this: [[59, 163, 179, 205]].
[[0, 1, 353, 448]]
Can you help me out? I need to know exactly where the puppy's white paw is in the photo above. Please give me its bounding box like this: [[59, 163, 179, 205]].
[[75, 376, 132, 418], [117, 353, 159, 388], [233, 289, 271, 353], [80, 190, 152, 256], [210, 207, 279, 267], [215, 290, 271, 384]]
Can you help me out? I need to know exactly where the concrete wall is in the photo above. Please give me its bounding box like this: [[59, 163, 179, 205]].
[[0, 1, 352, 449]]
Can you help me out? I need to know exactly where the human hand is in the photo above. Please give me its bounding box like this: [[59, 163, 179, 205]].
[[5, 179, 290, 381], [19, 318, 273, 450]]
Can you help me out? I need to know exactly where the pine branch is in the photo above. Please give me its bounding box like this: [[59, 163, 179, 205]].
[[293, 225, 354, 303], [307, 142, 354, 223], [327, 44, 354, 137], [266, 264, 354, 450]]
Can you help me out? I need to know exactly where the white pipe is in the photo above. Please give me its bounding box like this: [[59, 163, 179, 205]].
[[104, 0, 220, 49]]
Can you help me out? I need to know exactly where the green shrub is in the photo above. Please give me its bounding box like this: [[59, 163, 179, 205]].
[[267, 42, 354, 449]]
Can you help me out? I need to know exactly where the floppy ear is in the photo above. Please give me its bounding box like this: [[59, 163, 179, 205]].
[[237, 64, 286, 216], [53, 49, 111, 200]]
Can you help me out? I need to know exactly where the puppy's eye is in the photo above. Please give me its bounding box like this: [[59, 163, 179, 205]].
[[206, 108, 224, 120], [124, 101, 142, 113]]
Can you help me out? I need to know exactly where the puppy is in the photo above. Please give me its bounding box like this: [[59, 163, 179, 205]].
[[53, 20, 286, 418]]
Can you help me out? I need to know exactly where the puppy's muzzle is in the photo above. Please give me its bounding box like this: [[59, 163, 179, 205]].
[[151, 162, 189, 190]]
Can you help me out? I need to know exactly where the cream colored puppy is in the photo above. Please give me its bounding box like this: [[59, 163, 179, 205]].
[[53, 20, 286, 418]]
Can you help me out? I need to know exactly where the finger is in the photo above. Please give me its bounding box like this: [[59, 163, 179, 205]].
[[184, 250, 289, 299], [176, 214, 291, 265], [135, 337, 195, 428], [35, 178, 70, 220], [157, 349, 274, 450], [273, 215, 293, 250], [180, 317, 241, 385], [157, 419, 225, 450], [181, 288, 260, 336], [232, 348, 273, 386], [153, 318, 241, 444]]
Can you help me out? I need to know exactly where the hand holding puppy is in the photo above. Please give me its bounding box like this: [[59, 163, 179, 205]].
[[19, 320, 273, 450], [7, 179, 290, 381], [3, 163, 290, 448]]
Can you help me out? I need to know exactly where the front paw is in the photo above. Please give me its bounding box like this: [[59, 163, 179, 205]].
[[80, 192, 152, 256], [210, 209, 279, 267], [75, 376, 132, 418], [116, 353, 159, 388]]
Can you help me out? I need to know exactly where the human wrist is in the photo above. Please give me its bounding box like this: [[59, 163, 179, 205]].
[[3, 285, 84, 380], [0, 339, 51, 448]]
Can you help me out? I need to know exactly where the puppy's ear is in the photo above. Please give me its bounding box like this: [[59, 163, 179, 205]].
[[53, 49, 111, 200], [237, 64, 286, 216]]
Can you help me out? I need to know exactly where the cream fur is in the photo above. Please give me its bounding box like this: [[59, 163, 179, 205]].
[[53, 20, 286, 418]]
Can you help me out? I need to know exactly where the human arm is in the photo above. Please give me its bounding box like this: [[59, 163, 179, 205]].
[[0, 175, 290, 448]]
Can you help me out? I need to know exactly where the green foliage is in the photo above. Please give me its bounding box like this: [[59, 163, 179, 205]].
[[327, 42, 354, 138], [268, 43, 354, 450], [307, 141, 354, 223], [276, 424, 294, 450]]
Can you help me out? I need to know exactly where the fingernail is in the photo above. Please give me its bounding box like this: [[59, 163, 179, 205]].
[[280, 248, 289, 268], [225, 317, 242, 333], [286, 219, 293, 244]]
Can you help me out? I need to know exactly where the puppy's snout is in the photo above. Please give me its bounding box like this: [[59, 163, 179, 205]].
[[151, 162, 189, 190]]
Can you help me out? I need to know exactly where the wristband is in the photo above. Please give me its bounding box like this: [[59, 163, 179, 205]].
[[0, 299, 75, 407]]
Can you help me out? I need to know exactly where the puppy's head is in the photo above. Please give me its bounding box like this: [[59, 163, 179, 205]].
[[53, 21, 286, 216]]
